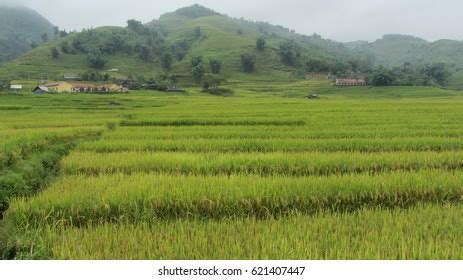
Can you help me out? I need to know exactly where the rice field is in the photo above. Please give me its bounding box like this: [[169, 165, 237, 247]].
[[1, 85, 463, 260]]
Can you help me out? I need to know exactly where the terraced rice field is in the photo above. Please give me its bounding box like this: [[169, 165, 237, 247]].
[[1, 86, 463, 259]]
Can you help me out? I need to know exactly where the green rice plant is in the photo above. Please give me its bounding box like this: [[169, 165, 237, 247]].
[[0, 143, 74, 214], [2, 88, 463, 260], [0, 127, 102, 171], [120, 119, 305, 127], [0, 128, 104, 214], [21, 204, 463, 260], [77, 137, 463, 153], [62, 151, 463, 176], [102, 126, 463, 140], [5, 170, 463, 227]]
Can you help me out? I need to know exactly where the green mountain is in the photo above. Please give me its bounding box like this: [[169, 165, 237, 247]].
[[0, 5, 55, 63], [347, 34, 463, 68], [0, 4, 355, 82], [2, 4, 463, 84]]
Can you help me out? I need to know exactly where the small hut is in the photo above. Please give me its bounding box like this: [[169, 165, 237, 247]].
[[10, 85, 22, 93], [166, 86, 186, 93], [334, 79, 367, 86], [32, 86, 50, 94]]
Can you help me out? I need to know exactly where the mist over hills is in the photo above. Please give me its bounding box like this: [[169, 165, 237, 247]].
[[0, 4, 55, 63], [346, 34, 463, 68]]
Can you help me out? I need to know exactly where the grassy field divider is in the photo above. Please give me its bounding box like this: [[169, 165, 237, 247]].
[[0, 128, 102, 171], [0, 129, 104, 259]]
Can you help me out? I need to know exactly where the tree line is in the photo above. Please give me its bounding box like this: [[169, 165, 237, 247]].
[[46, 24, 453, 88], [49, 20, 207, 71]]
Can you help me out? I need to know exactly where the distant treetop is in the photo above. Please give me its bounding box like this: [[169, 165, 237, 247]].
[[175, 4, 220, 19]]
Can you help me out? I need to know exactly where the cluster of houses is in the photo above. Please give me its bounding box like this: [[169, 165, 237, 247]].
[[306, 74, 368, 86], [7, 74, 367, 95], [333, 78, 367, 86], [32, 81, 128, 94]]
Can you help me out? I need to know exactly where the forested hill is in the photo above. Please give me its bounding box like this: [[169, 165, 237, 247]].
[[1, 4, 462, 85], [346, 34, 463, 68], [0, 5, 55, 63], [0, 4, 357, 81]]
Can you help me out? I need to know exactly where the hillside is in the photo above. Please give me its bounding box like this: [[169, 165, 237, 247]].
[[0, 5, 55, 63], [347, 34, 463, 68], [0, 5, 354, 83], [2, 4, 463, 85]]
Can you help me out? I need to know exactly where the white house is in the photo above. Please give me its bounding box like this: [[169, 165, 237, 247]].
[[10, 85, 23, 92]]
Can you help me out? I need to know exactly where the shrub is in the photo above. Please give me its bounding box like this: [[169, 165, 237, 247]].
[[306, 59, 331, 72], [87, 50, 107, 69], [256, 37, 267, 51], [161, 53, 173, 71], [370, 68, 396, 86], [202, 73, 225, 90], [59, 41, 71, 54], [191, 56, 203, 68], [279, 41, 300, 67], [206, 87, 234, 96], [209, 59, 222, 74], [192, 63, 205, 82], [240, 53, 256, 73], [50, 47, 60, 58]]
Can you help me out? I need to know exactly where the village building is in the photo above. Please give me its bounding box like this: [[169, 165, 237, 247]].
[[32, 86, 50, 94], [44, 82, 72, 92], [68, 83, 123, 93], [10, 85, 23, 92], [63, 74, 81, 80], [334, 78, 367, 86], [166, 86, 187, 93], [37, 82, 127, 93]]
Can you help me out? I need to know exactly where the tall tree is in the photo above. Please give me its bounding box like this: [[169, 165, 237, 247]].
[[161, 53, 173, 71], [87, 50, 107, 69], [256, 37, 267, 51], [0, 80, 11, 92], [50, 47, 60, 58], [279, 41, 300, 67], [209, 58, 222, 74], [370, 68, 395, 86], [422, 63, 451, 86], [202, 73, 225, 90], [191, 56, 203, 68], [41, 33, 49, 43], [193, 27, 202, 39], [127, 19, 146, 35], [59, 41, 71, 54], [192, 63, 205, 82], [53, 26, 60, 39], [240, 53, 256, 73]]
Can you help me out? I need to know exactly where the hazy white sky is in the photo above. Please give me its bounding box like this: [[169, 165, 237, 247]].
[[3, 0, 463, 42]]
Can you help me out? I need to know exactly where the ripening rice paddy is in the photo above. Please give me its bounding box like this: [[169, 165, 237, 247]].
[[37, 204, 463, 260], [1, 85, 463, 260]]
